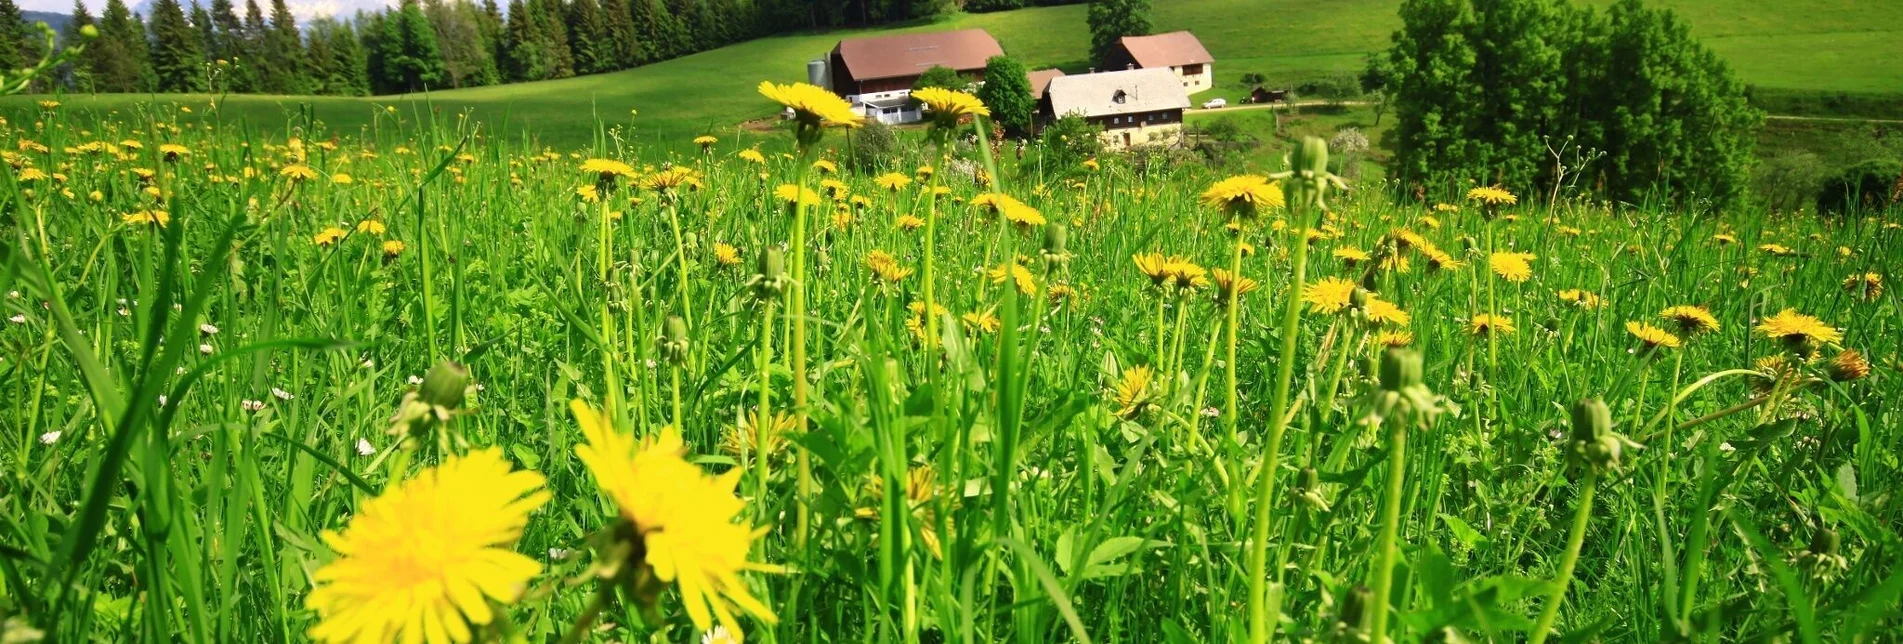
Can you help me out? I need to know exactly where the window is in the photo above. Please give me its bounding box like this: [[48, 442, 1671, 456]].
[[1182, 63, 1205, 75], [1113, 90, 1128, 104]]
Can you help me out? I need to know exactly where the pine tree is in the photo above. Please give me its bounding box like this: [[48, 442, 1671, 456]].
[[598, 0, 638, 67], [209, 0, 256, 90], [61, 0, 95, 89], [532, 0, 573, 78], [0, 0, 28, 73], [191, 2, 217, 65], [425, 0, 499, 87], [260, 0, 306, 93], [662, 0, 697, 56], [327, 17, 369, 95], [305, 17, 335, 92], [566, 0, 611, 74], [90, 0, 149, 91], [499, 0, 538, 80], [149, 0, 206, 91], [1086, 0, 1150, 66], [242, 0, 269, 86], [975, 55, 1034, 137], [627, 0, 662, 63], [385, 0, 446, 91], [477, 0, 505, 71]]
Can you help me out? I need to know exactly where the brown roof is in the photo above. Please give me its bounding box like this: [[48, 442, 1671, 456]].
[[1027, 68, 1066, 99], [1118, 31, 1214, 69], [832, 29, 1005, 82]]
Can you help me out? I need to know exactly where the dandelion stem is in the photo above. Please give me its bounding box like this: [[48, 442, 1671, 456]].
[[1530, 471, 1597, 644], [1368, 412, 1406, 644], [1248, 203, 1313, 644]]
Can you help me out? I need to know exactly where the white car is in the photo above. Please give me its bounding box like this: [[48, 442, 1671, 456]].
[[1202, 98, 1227, 109]]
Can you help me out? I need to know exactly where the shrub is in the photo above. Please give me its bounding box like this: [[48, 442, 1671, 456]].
[[912, 65, 968, 93], [1816, 159, 1902, 215], [846, 119, 902, 173], [975, 55, 1035, 138], [1035, 114, 1103, 176]]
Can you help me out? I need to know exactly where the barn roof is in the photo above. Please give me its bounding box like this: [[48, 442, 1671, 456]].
[[831, 29, 1004, 82], [1027, 68, 1066, 100], [1117, 31, 1214, 69], [1046, 68, 1190, 118]]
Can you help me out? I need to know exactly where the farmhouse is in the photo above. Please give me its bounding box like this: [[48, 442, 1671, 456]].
[[1043, 67, 1192, 149], [816, 29, 1005, 125], [1103, 31, 1215, 95], [1027, 68, 1066, 101]]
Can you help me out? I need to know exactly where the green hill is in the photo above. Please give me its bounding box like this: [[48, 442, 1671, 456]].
[[5, 0, 1897, 149]]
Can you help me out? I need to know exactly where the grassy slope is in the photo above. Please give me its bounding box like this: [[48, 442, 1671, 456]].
[[2, 0, 1896, 148]]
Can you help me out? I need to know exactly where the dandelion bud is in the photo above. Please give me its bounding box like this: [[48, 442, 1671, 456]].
[[81, 24, 99, 39], [1043, 221, 1068, 257], [418, 360, 469, 411], [1293, 136, 1330, 179], [658, 315, 690, 366], [1378, 347, 1423, 393], [1569, 398, 1612, 444]]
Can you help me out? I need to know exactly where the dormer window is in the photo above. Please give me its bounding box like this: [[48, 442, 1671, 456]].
[[1113, 90, 1128, 104]]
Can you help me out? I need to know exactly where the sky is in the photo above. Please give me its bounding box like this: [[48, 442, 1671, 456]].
[[20, 0, 395, 21]]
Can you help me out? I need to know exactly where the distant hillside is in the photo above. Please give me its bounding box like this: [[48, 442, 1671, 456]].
[[3, 0, 1897, 150], [23, 10, 71, 39]]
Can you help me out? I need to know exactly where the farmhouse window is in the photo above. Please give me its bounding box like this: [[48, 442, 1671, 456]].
[[1113, 90, 1128, 104], [1182, 63, 1205, 75]]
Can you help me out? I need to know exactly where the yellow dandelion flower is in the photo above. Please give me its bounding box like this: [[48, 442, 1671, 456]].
[[713, 243, 742, 267], [1488, 252, 1536, 283], [305, 448, 549, 644], [988, 262, 1037, 296], [313, 227, 348, 246], [737, 149, 766, 164], [1758, 243, 1794, 256], [1370, 330, 1415, 348], [694, 135, 718, 148], [330, 172, 354, 185], [758, 80, 863, 129], [875, 172, 913, 192], [1466, 186, 1517, 206], [1659, 305, 1719, 335], [381, 240, 406, 257], [355, 220, 386, 235], [1133, 252, 1171, 288], [1363, 297, 1411, 327], [643, 167, 701, 192], [1755, 309, 1842, 346], [962, 310, 1002, 333], [122, 210, 170, 227], [1302, 277, 1357, 314], [16, 167, 46, 181], [1164, 257, 1208, 291], [279, 164, 319, 181], [1201, 175, 1284, 218], [576, 185, 601, 203], [1842, 272, 1883, 301], [158, 143, 190, 160], [812, 159, 837, 174], [1712, 233, 1737, 245], [1626, 321, 1682, 350], [895, 214, 926, 231], [1211, 269, 1259, 305], [1827, 349, 1872, 382], [773, 184, 821, 207], [1558, 289, 1605, 310], [570, 402, 780, 641], [1110, 365, 1155, 419], [866, 250, 914, 283], [912, 86, 990, 120], [1333, 247, 1371, 264], [1469, 314, 1515, 336]]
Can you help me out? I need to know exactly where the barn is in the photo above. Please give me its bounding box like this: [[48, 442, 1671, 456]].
[[1103, 31, 1216, 95], [817, 29, 1005, 125]]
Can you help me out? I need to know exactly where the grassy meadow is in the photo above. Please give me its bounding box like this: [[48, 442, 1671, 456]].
[[2, 0, 1899, 150], [2, 81, 1900, 644]]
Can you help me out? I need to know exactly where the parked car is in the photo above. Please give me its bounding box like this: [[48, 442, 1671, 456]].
[[1201, 98, 1227, 109]]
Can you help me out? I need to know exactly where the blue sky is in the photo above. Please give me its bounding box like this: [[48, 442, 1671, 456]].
[[20, 0, 395, 20]]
